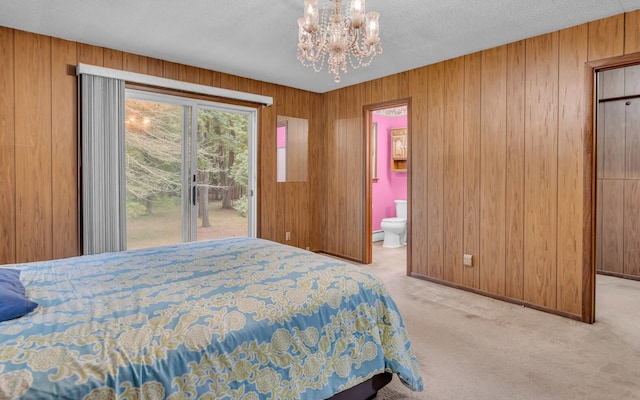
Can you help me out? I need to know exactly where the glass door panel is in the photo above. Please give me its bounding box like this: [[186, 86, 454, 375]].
[[124, 90, 256, 250], [124, 98, 186, 250], [194, 107, 250, 240]]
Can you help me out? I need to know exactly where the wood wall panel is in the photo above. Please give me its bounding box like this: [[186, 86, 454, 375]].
[[258, 82, 278, 242], [103, 48, 123, 69], [523, 32, 558, 308], [14, 31, 53, 262], [347, 84, 364, 258], [323, 83, 366, 259], [365, 78, 384, 106], [426, 64, 444, 280], [624, 180, 640, 276], [505, 40, 526, 300], [601, 180, 624, 274], [147, 57, 164, 77], [287, 182, 300, 248], [409, 67, 429, 277], [624, 64, 640, 96], [337, 97, 349, 257], [309, 94, 327, 251], [77, 43, 103, 66], [596, 179, 603, 271], [309, 92, 326, 251], [463, 53, 482, 289], [198, 68, 214, 86], [588, 15, 624, 61], [443, 57, 465, 285], [324, 90, 340, 255], [625, 10, 640, 54], [182, 66, 200, 84], [479, 46, 507, 295], [597, 101, 605, 180], [0, 27, 16, 264], [557, 24, 587, 315], [162, 61, 181, 80], [381, 72, 410, 102], [220, 73, 239, 91], [603, 101, 626, 178], [123, 53, 148, 74], [625, 101, 640, 178], [51, 38, 79, 259]]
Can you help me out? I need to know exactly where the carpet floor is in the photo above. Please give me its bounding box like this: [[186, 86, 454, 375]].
[[352, 242, 640, 400]]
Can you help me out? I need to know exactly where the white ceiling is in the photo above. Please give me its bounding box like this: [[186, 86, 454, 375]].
[[1, 0, 640, 93]]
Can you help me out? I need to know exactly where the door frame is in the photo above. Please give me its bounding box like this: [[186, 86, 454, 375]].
[[124, 89, 258, 243], [585, 52, 640, 323], [362, 98, 411, 271]]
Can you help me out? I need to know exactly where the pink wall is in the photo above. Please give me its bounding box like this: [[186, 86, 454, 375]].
[[277, 125, 286, 148], [372, 114, 407, 231]]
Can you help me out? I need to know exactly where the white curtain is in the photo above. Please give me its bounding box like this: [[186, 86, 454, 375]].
[[80, 74, 126, 254]]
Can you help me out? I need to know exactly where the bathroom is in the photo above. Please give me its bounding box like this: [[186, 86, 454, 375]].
[[371, 106, 407, 251]]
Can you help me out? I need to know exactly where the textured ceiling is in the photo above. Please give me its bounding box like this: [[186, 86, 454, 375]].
[[1, 0, 639, 93]]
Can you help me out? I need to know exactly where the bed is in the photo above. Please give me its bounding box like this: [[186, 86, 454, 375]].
[[0, 237, 423, 399]]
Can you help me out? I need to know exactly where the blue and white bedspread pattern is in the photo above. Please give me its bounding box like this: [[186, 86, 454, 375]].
[[0, 237, 423, 399]]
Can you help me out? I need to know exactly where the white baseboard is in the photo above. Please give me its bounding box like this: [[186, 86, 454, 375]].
[[372, 230, 384, 243]]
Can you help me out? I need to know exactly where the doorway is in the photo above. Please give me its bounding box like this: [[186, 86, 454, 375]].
[[587, 54, 640, 323], [124, 89, 257, 250], [364, 99, 411, 269], [595, 64, 640, 281]]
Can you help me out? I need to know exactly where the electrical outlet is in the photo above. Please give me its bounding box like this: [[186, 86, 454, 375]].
[[286, 232, 291, 241], [463, 254, 473, 267]]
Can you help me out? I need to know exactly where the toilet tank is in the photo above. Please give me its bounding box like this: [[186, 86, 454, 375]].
[[394, 200, 407, 219]]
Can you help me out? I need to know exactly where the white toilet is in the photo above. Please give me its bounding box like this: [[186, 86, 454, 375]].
[[380, 200, 407, 248]]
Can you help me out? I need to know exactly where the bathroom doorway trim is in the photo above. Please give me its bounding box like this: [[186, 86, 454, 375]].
[[362, 98, 411, 274]]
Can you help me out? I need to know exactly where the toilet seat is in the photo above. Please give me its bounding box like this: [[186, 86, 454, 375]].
[[381, 217, 405, 223]]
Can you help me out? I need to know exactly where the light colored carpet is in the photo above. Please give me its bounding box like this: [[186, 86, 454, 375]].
[[354, 243, 640, 400]]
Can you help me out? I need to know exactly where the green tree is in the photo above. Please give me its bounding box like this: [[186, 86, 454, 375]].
[[125, 100, 183, 216], [197, 110, 248, 224], [124, 99, 249, 225]]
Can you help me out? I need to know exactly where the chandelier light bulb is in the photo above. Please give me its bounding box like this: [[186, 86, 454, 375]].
[[365, 11, 380, 45], [296, 0, 382, 83], [304, 0, 320, 32], [349, 0, 365, 28]]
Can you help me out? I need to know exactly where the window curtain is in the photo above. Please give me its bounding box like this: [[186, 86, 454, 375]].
[[80, 74, 126, 254]]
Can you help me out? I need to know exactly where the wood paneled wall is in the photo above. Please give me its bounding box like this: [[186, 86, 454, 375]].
[[323, 11, 640, 321], [3, 10, 640, 322], [323, 74, 409, 261], [0, 26, 324, 265]]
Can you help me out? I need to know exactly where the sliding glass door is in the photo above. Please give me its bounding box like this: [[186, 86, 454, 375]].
[[124, 90, 256, 250], [193, 106, 254, 241]]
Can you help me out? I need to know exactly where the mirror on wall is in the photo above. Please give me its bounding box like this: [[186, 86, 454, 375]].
[[277, 115, 308, 182]]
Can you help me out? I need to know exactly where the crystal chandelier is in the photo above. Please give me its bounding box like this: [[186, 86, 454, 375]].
[[297, 0, 382, 83]]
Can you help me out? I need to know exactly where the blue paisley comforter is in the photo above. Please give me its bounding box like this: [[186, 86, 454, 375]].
[[0, 237, 423, 399]]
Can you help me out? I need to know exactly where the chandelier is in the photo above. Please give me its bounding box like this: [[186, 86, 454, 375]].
[[297, 0, 382, 83]]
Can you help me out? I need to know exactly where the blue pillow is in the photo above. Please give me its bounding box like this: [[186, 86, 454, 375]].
[[0, 268, 38, 322]]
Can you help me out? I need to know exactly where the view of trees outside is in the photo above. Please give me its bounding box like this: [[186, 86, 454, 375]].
[[125, 99, 248, 250]]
